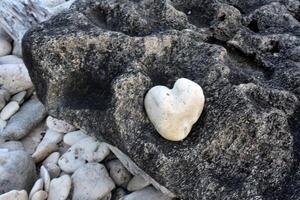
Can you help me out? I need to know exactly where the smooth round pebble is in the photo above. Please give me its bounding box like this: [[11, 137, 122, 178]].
[[46, 116, 76, 133], [63, 130, 89, 146], [43, 152, 60, 165], [31, 190, 48, 200], [127, 175, 150, 191], [0, 190, 28, 200], [48, 175, 72, 200], [0, 119, 7, 132], [40, 165, 51, 192], [44, 163, 61, 178], [29, 178, 44, 199], [107, 159, 132, 187], [0, 101, 20, 120]]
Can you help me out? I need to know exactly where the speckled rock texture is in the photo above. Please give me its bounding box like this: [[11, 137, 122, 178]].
[[22, 0, 300, 199]]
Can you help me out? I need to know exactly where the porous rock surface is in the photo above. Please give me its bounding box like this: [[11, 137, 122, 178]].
[[23, 0, 300, 199]]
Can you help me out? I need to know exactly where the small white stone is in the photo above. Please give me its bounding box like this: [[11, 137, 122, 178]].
[[46, 116, 76, 133], [43, 0, 67, 7], [29, 178, 44, 199], [44, 163, 61, 178], [43, 152, 60, 166], [11, 91, 27, 104], [72, 163, 115, 200], [48, 175, 72, 200], [63, 130, 89, 146], [32, 129, 63, 162], [0, 190, 28, 200], [40, 165, 51, 192], [107, 159, 132, 187], [31, 190, 48, 200], [0, 38, 12, 57], [58, 137, 110, 173], [0, 64, 33, 94], [144, 78, 205, 141], [0, 119, 7, 132], [0, 101, 20, 120], [0, 55, 23, 65], [121, 187, 172, 200], [127, 175, 150, 191], [21, 122, 45, 155]]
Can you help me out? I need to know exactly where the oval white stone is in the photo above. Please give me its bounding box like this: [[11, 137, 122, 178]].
[[144, 78, 205, 141]]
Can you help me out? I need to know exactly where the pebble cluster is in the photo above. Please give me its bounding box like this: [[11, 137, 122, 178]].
[[0, 1, 173, 199]]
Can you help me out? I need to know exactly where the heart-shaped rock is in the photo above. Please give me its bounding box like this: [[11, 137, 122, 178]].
[[144, 78, 205, 141]]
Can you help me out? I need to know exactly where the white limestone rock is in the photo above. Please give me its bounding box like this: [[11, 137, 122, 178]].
[[0, 88, 10, 111], [120, 187, 172, 200], [31, 191, 48, 200], [127, 175, 150, 192], [29, 178, 44, 199], [43, 152, 60, 166], [0, 55, 23, 64], [58, 137, 110, 173], [0, 64, 33, 94], [40, 165, 51, 192], [46, 116, 76, 133], [32, 129, 63, 162], [0, 101, 19, 120], [0, 190, 28, 200], [63, 130, 89, 146], [144, 78, 205, 141], [48, 175, 72, 200], [72, 163, 115, 200]]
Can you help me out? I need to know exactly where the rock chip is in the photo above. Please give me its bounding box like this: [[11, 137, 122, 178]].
[[0, 150, 36, 193], [0, 101, 20, 120], [107, 159, 132, 187], [48, 175, 72, 200], [63, 130, 89, 146], [46, 116, 76, 133], [31, 191, 48, 200], [127, 175, 150, 192], [0, 190, 28, 200], [120, 187, 171, 200], [72, 163, 115, 200], [58, 137, 110, 173], [32, 129, 63, 162], [29, 178, 44, 199], [0, 64, 33, 94], [1, 99, 47, 140]]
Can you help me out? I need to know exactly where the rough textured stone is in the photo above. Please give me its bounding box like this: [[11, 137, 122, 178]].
[[23, 0, 300, 199], [0, 150, 36, 193]]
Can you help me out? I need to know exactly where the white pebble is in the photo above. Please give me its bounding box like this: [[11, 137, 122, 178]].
[[31, 190, 48, 200], [0, 190, 28, 200], [127, 175, 150, 191], [32, 129, 63, 162], [29, 178, 44, 199], [0, 38, 12, 57], [11, 91, 27, 104], [43, 152, 60, 166], [46, 116, 76, 133], [0, 101, 20, 120], [144, 78, 205, 141], [0, 55, 23, 65], [40, 165, 51, 192], [63, 130, 89, 146], [48, 175, 72, 200]]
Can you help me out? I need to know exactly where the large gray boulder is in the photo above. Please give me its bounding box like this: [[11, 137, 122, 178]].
[[22, 0, 300, 199]]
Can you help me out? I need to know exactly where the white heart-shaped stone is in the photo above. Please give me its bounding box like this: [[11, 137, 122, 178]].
[[144, 78, 205, 141]]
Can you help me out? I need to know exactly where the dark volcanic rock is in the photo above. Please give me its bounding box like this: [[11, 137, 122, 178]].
[[23, 0, 300, 199]]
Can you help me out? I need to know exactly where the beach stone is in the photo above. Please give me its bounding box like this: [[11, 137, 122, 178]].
[[23, 0, 300, 199], [0, 101, 19, 120], [11, 91, 27, 104], [0, 190, 28, 200], [0, 64, 33, 94], [58, 137, 110, 173], [46, 116, 76, 133], [29, 178, 44, 199], [127, 175, 150, 192], [0, 38, 12, 57], [0, 150, 36, 193], [120, 187, 171, 200], [40, 165, 51, 192], [32, 129, 63, 163], [48, 175, 71, 200], [63, 130, 89, 146], [31, 191, 48, 200], [0, 55, 23, 65], [72, 163, 115, 200], [43, 152, 60, 165], [12, 42, 22, 58], [1, 99, 47, 140], [107, 159, 132, 187], [44, 163, 61, 178]]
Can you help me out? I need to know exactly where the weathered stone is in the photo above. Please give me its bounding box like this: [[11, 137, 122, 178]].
[[106, 159, 132, 187], [31, 191, 48, 200], [120, 187, 172, 200], [0, 150, 36, 193], [48, 175, 71, 200], [0, 190, 28, 200], [29, 178, 44, 199], [23, 0, 300, 199]]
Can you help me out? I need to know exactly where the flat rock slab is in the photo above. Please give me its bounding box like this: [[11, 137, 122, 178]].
[[23, 0, 300, 199]]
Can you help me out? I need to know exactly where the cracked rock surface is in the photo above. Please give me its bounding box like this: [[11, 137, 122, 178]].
[[23, 0, 300, 199]]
